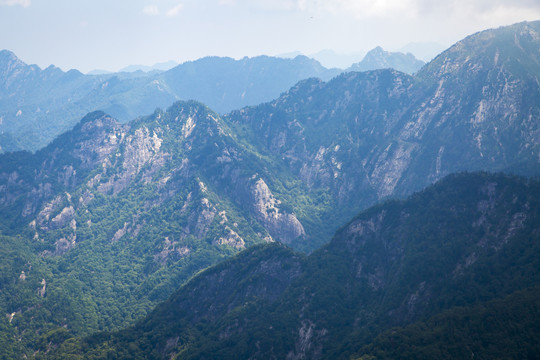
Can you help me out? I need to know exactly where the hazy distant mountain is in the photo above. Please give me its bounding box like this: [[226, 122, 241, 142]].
[[89, 61, 180, 75], [157, 55, 341, 116], [119, 60, 179, 73], [0, 53, 340, 152], [347, 46, 425, 74], [228, 20, 540, 214], [0, 49, 110, 152]]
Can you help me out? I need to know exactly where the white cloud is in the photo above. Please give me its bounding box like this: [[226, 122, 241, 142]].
[[166, 3, 184, 17], [0, 0, 30, 8], [143, 5, 160, 16], [257, 0, 297, 11], [294, 0, 540, 20], [216, 0, 301, 12], [334, 0, 418, 18], [413, 0, 540, 16]]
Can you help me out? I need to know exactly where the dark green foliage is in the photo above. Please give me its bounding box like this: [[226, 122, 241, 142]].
[[47, 173, 540, 359], [357, 286, 540, 360], [0, 315, 24, 360], [48, 243, 305, 359]]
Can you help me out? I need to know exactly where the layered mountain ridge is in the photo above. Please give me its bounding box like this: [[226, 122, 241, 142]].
[[1, 46, 425, 153], [0, 53, 340, 152], [0, 20, 539, 358]]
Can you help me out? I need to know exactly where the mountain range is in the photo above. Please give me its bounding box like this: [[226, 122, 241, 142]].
[[0, 48, 424, 153], [0, 53, 339, 152], [0, 20, 538, 359]]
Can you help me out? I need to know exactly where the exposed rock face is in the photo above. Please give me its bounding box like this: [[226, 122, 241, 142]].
[[250, 178, 305, 245], [191, 198, 217, 238], [228, 69, 417, 217], [215, 226, 245, 249], [181, 116, 196, 138], [1, 101, 311, 287], [50, 206, 75, 230], [0, 111, 127, 226], [154, 237, 191, 264], [111, 222, 129, 242], [97, 126, 164, 195], [70, 113, 127, 170], [54, 237, 75, 256], [370, 141, 417, 197], [287, 320, 328, 360], [38, 279, 46, 297], [37, 194, 66, 230]]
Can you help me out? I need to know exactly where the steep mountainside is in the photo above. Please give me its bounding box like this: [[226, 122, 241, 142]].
[[0, 100, 323, 355], [0, 53, 340, 152], [227, 20, 540, 218], [347, 46, 425, 74], [48, 172, 540, 359], [226, 70, 418, 227], [405, 21, 540, 190]]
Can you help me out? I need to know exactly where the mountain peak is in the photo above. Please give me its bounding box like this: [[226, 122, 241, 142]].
[[0, 49, 28, 76], [38, 110, 125, 171], [417, 20, 540, 82], [369, 46, 385, 53], [163, 100, 217, 121], [0, 49, 18, 61], [348, 46, 425, 74]]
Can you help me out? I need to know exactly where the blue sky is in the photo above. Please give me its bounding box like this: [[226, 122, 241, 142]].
[[1, 0, 539, 72]]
